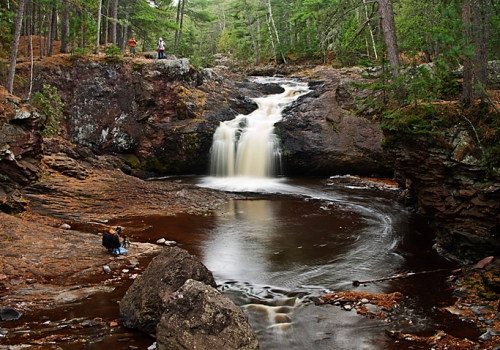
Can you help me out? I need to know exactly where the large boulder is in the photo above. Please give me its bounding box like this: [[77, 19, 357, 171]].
[[278, 68, 392, 177], [156, 279, 259, 350], [119, 246, 217, 336]]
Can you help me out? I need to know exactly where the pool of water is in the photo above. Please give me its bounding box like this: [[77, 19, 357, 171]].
[[1, 176, 476, 349], [111, 176, 473, 349]]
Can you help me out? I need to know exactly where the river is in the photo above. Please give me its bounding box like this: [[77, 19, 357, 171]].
[[121, 175, 469, 350]]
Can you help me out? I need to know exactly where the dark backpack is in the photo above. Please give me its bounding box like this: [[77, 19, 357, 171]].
[[102, 232, 120, 249]]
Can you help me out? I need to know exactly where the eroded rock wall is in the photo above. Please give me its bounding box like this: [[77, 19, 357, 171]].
[[0, 86, 43, 212], [387, 126, 500, 262], [14, 59, 392, 178], [24, 58, 243, 175]]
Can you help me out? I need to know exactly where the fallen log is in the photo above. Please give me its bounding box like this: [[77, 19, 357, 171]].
[[352, 268, 460, 287]]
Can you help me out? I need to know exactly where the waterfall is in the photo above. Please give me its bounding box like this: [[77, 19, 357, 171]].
[[209, 80, 310, 178]]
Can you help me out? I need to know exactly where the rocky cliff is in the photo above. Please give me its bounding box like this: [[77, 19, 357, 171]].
[[12, 58, 391, 178], [385, 112, 500, 262], [0, 87, 43, 213]]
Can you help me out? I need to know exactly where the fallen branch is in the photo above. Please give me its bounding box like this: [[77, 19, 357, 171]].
[[352, 268, 460, 286]]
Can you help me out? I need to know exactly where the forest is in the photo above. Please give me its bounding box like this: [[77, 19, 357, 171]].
[[0, 0, 499, 107]]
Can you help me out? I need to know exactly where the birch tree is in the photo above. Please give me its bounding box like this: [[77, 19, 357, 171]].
[[7, 0, 27, 94]]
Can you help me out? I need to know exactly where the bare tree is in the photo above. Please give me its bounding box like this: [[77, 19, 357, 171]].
[[174, 0, 187, 55], [377, 0, 399, 73], [243, 0, 259, 65], [60, 0, 70, 53], [461, 0, 473, 106], [96, 0, 103, 53], [461, 0, 491, 106], [111, 0, 118, 45], [7, 0, 27, 94]]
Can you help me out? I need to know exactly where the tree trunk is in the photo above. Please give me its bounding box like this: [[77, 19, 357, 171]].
[[60, 0, 70, 53], [111, 0, 118, 45], [175, 0, 187, 55], [243, 0, 259, 65], [7, 0, 27, 94], [471, 0, 490, 101], [363, 0, 378, 59], [52, 4, 58, 41], [47, 4, 56, 56], [174, 0, 182, 54], [121, 1, 130, 52], [461, 0, 473, 106], [96, 0, 103, 53], [377, 0, 399, 73], [267, 0, 286, 64]]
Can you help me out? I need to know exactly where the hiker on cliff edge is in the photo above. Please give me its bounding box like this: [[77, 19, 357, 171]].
[[156, 37, 165, 59], [129, 37, 137, 56]]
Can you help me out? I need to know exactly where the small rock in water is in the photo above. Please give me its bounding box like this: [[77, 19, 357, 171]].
[[164, 240, 177, 246], [0, 306, 22, 321], [156, 238, 166, 244], [102, 265, 111, 274], [479, 330, 492, 341], [342, 304, 352, 311], [59, 223, 71, 230], [361, 298, 369, 304], [148, 342, 157, 350], [122, 269, 130, 273]]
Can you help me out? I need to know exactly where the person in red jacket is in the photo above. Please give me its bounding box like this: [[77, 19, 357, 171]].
[[129, 37, 137, 56]]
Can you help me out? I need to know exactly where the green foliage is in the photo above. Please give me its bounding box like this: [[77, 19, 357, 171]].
[[105, 44, 123, 61], [0, 4, 14, 60], [483, 145, 500, 175], [380, 105, 448, 136], [398, 64, 439, 107], [32, 84, 65, 138]]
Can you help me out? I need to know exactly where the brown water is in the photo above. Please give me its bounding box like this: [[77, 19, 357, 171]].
[[114, 176, 475, 349], [1, 177, 477, 349]]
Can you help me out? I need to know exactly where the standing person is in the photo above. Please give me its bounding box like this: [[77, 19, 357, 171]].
[[128, 37, 137, 56], [156, 37, 165, 59]]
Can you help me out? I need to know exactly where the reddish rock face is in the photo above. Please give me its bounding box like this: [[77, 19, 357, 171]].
[[0, 86, 43, 212], [387, 130, 500, 262]]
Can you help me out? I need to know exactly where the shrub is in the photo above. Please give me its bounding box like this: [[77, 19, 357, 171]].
[[32, 84, 65, 138]]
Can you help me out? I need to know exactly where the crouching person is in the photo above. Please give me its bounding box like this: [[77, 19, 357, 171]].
[[102, 226, 128, 255]]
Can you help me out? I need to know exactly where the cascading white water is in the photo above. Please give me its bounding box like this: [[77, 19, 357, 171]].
[[209, 79, 310, 178]]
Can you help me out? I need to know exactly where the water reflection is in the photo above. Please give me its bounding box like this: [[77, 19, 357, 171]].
[[110, 177, 463, 349], [202, 195, 403, 294]]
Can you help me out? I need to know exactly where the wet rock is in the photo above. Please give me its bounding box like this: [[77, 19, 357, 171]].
[[156, 279, 259, 350], [102, 266, 111, 274], [479, 330, 492, 341], [156, 238, 166, 244], [0, 306, 22, 321], [278, 72, 392, 177], [342, 304, 352, 311], [119, 246, 216, 336], [470, 306, 491, 316]]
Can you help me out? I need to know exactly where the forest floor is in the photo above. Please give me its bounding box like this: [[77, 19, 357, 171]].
[[1, 48, 500, 349]]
